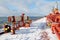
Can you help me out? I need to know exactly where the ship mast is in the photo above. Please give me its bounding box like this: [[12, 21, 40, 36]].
[[52, 1, 59, 12], [56, 1, 58, 9]]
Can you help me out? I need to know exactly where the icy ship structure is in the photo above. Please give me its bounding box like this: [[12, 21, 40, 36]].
[[0, 2, 60, 40], [0, 13, 31, 35], [46, 3, 60, 40], [8, 13, 30, 27]]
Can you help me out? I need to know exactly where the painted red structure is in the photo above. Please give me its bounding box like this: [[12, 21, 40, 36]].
[[47, 8, 60, 40]]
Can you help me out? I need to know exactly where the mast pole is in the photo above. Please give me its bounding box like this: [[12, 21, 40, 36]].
[[56, 1, 58, 9]]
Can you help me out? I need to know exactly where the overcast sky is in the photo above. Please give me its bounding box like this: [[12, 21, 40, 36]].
[[0, 0, 60, 17]]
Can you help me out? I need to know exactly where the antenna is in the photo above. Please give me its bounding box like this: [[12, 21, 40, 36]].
[[56, 1, 58, 9]]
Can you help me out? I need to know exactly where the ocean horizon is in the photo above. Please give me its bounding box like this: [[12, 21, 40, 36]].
[[0, 16, 43, 29]]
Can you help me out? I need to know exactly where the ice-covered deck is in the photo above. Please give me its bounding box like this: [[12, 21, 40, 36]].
[[0, 17, 57, 40]]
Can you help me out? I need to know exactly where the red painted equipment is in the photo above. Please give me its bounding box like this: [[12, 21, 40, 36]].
[[47, 8, 60, 40]]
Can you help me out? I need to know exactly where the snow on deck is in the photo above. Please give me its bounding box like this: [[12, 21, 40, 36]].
[[32, 17, 46, 23], [0, 17, 58, 40]]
